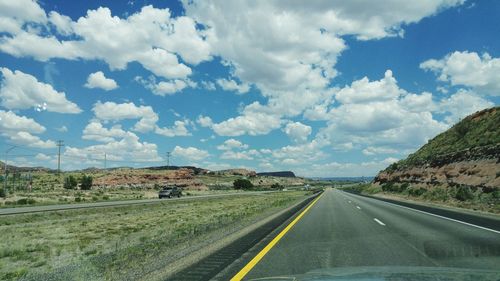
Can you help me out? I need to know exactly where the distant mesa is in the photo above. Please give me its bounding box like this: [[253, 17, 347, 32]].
[[212, 169, 257, 177], [145, 165, 209, 175], [257, 171, 296, 178]]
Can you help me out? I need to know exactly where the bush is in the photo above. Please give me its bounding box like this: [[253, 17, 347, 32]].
[[455, 186, 474, 201], [80, 175, 93, 190], [233, 178, 253, 190], [381, 182, 407, 193], [17, 198, 28, 205], [64, 176, 78, 189], [492, 190, 500, 199], [0, 188, 6, 198], [408, 187, 427, 197], [271, 183, 282, 189], [401, 182, 410, 190], [16, 198, 35, 205]]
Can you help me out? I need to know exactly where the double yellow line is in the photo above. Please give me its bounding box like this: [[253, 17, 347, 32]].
[[231, 192, 324, 281]]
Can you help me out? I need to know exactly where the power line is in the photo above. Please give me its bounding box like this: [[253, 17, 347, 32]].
[[56, 140, 64, 174]]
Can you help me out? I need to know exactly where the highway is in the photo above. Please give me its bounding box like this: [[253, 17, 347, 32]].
[[231, 188, 500, 280], [0, 190, 277, 215]]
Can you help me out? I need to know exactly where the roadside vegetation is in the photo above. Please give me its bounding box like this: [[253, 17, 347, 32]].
[[341, 183, 500, 214], [0, 169, 313, 208], [0, 191, 311, 280]]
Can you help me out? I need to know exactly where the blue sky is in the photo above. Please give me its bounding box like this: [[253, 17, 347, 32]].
[[0, 0, 499, 177]]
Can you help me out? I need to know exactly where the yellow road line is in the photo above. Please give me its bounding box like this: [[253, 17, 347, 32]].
[[230, 192, 324, 281]]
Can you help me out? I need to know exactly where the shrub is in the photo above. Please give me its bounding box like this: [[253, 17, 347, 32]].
[[0, 188, 6, 198], [401, 182, 410, 190], [271, 183, 282, 189], [408, 187, 427, 197], [455, 186, 474, 201], [427, 187, 449, 202], [17, 198, 28, 205], [16, 198, 35, 205], [80, 175, 93, 190], [381, 182, 406, 192], [63, 176, 78, 189], [492, 190, 500, 199], [233, 178, 253, 190]]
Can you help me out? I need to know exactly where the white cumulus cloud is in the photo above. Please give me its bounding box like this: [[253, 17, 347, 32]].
[[216, 78, 250, 94], [155, 120, 191, 137], [84, 71, 118, 91], [92, 101, 159, 133], [0, 67, 81, 113], [172, 145, 209, 161], [283, 122, 312, 143], [217, 139, 249, 150], [0, 110, 56, 148], [82, 121, 127, 142], [420, 51, 500, 96], [0, 5, 211, 81]]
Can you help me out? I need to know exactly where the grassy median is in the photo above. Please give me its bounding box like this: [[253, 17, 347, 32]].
[[0, 191, 310, 280]]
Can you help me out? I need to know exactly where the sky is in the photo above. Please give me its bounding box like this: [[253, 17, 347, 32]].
[[0, 0, 499, 177]]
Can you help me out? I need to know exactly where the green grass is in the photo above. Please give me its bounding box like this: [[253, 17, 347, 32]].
[[0, 191, 310, 280]]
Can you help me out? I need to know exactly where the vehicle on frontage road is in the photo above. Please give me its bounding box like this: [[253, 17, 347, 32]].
[[158, 186, 182, 199]]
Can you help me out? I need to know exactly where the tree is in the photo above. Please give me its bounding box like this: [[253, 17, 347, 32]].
[[233, 178, 253, 190], [80, 175, 93, 190], [64, 175, 78, 189]]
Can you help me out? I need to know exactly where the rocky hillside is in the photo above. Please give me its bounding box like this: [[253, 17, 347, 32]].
[[93, 168, 208, 190], [374, 107, 500, 190]]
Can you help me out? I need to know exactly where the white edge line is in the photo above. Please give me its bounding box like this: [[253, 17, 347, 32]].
[[341, 191, 500, 235], [374, 218, 386, 226]]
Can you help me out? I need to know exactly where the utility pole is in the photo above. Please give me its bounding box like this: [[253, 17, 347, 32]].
[[166, 152, 171, 168], [56, 140, 64, 174], [3, 145, 16, 191], [104, 153, 107, 169]]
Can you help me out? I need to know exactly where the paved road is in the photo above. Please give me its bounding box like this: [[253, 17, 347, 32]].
[[0, 191, 276, 215], [238, 188, 500, 280]]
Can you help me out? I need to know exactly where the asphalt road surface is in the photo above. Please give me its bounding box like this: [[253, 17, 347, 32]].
[[236, 188, 500, 280], [0, 190, 276, 215]]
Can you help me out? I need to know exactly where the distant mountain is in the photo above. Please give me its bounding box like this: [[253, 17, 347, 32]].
[[257, 171, 296, 178], [375, 106, 500, 189], [0, 161, 55, 173]]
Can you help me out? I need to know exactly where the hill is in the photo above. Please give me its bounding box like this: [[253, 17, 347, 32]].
[[0, 161, 54, 173], [375, 107, 500, 188]]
